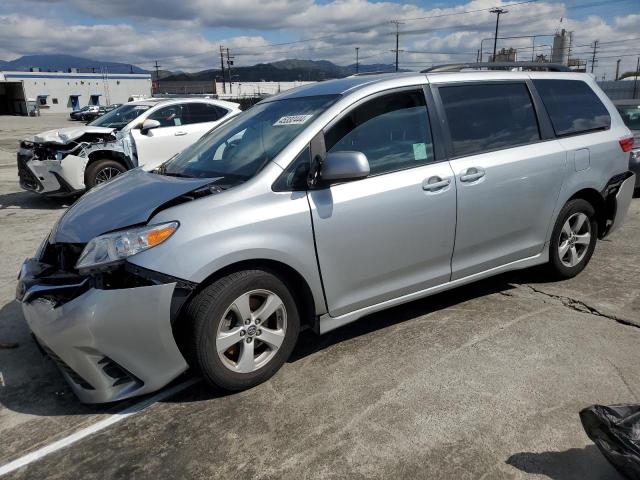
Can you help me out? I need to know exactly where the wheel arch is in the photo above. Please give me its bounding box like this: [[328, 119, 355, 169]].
[[86, 149, 133, 171], [567, 188, 609, 238], [178, 258, 319, 334]]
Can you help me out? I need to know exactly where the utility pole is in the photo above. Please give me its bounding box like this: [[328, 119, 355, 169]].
[[226, 48, 234, 95], [633, 57, 640, 99], [355, 47, 360, 74], [154, 60, 162, 94], [391, 20, 404, 72], [219, 45, 226, 94], [590, 40, 598, 74], [615, 59, 621, 81], [476, 49, 481, 62], [489, 8, 508, 62]]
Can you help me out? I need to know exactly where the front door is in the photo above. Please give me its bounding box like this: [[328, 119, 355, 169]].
[[308, 89, 457, 317], [435, 82, 567, 280], [132, 103, 198, 166]]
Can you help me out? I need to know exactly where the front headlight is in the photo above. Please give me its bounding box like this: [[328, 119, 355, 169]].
[[75, 221, 178, 272]]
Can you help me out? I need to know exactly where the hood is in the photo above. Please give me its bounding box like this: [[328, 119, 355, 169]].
[[30, 126, 116, 145], [51, 169, 215, 244]]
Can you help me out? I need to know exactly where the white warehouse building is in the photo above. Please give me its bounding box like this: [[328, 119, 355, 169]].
[[0, 71, 152, 115]]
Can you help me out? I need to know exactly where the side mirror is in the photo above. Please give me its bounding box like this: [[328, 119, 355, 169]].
[[140, 119, 161, 134], [321, 151, 370, 184]]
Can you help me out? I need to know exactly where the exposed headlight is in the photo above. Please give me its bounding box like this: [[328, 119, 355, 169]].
[[75, 221, 178, 272]]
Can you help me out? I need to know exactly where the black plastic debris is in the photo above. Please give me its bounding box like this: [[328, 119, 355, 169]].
[[580, 404, 640, 480]]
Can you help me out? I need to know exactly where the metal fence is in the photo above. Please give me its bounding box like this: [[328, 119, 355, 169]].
[[598, 80, 639, 100]]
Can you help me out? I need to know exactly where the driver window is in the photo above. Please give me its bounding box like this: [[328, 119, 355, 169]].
[[324, 90, 434, 175], [148, 104, 186, 127]]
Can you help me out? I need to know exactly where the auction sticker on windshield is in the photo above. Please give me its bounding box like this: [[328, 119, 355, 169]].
[[273, 115, 313, 126]]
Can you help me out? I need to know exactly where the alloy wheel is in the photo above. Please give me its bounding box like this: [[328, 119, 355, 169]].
[[94, 167, 122, 184], [558, 212, 591, 268], [215, 289, 287, 373]]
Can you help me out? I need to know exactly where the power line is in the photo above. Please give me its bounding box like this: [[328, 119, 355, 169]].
[[132, 0, 635, 67]]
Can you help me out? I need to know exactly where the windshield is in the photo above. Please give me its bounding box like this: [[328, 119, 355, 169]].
[[89, 103, 151, 130], [161, 95, 338, 179], [617, 104, 640, 131]]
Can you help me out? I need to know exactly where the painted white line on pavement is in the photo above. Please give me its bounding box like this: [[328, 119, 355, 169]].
[[0, 377, 200, 477]]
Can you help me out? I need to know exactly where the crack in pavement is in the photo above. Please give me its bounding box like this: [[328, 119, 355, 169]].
[[507, 283, 639, 329]]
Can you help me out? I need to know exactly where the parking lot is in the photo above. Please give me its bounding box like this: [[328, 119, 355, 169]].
[[0, 113, 639, 479]]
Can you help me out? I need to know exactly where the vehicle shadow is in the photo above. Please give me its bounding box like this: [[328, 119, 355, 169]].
[[0, 299, 121, 417], [0, 190, 71, 210], [506, 445, 623, 479], [289, 271, 519, 363], [0, 265, 559, 416]]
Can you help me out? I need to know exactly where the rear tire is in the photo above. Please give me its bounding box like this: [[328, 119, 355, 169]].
[[184, 270, 300, 392], [84, 159, 126, 189], [547, 199, 598, 279]]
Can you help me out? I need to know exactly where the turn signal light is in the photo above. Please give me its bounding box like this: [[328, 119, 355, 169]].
[[146, 224, 177, 247], [619, 137, 635, 153]]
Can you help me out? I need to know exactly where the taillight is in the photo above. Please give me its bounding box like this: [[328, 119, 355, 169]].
[[619, 137, 635, 153]]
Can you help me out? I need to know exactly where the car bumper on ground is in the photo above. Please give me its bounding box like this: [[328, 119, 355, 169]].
[[17, 260, 189, 403]]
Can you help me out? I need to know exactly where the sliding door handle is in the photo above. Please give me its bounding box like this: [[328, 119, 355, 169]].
[[459, 167, 485, 182]]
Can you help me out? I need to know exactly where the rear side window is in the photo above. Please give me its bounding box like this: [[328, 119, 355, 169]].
[[439, 83, 541, 157], [325, 90, 434, 175], [533, 79, 611, 137], [184, 102, 224, 124]]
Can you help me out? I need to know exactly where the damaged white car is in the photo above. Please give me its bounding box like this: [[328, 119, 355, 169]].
[[17, 98, 241, 196]]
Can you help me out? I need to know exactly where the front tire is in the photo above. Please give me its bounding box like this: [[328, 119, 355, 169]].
[[84, 159, 126, 189], [548, 199, 598, 279], [185, 270, 300, 391]]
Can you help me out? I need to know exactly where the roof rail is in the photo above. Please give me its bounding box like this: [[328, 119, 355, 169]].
[[421, 62, 571, 73], [348, 71, 397, 77]]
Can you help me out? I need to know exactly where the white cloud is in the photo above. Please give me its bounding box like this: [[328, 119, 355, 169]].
[[0, 0, 638, 77]]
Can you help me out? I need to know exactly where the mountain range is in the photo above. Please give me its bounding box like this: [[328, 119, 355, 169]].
[[161, 59, 401, 82], [0, 54, 147, 74], [0, 54, 401, 81]]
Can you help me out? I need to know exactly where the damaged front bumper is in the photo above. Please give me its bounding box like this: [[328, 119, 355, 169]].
[[17, 147, 86, 196], [16, 258, 192, 403]]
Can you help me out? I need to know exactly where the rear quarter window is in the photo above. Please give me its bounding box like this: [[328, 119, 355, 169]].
[[533, 79, 611, 137]]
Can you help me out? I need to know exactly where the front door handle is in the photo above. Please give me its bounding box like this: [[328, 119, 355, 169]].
[[459, 167, 485, 182], [174, 131, 188, 136], [423, 176, 451, 192]]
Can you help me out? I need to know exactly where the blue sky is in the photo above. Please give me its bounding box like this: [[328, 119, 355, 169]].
[[0, 0, 638, 77]]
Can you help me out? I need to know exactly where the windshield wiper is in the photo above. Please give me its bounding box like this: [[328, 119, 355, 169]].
[[162, 172, 194, 178]]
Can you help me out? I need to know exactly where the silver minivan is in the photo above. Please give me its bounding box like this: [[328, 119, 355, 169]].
[[17, 70, 636, 403]]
